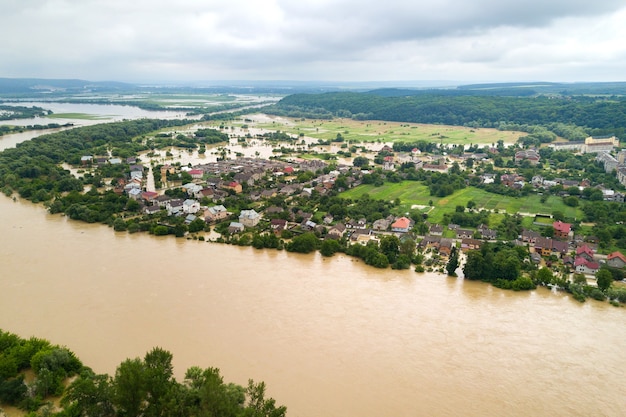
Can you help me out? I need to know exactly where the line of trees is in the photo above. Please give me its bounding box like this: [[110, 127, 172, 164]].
[[270, 92, 626, 138]]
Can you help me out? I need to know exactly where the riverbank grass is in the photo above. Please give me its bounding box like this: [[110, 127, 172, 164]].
[[46, 113, 109, 120]]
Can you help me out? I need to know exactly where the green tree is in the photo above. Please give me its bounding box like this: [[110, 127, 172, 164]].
[[463, 251, 484, 280], [596, 269, 613, 292], [446, 246, 459, 276], [286, 232, 319, 254], [62, 368, 115, 417], [243, 380, 287, 417], [113, 358, 147, 417], [320, 239, 341, 257]]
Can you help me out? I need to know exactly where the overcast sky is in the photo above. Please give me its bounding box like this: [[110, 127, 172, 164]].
[[2, 0, 625, 84]]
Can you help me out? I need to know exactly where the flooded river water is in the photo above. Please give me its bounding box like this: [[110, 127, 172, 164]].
[[0, 195, 625, 417]]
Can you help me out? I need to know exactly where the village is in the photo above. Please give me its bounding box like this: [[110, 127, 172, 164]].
[[72, 125, 626, 294]]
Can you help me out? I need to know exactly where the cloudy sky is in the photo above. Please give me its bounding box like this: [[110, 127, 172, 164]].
[[2, 0, 625, 84]]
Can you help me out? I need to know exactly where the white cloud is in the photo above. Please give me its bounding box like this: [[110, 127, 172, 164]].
[[1, 0, 625, 82]]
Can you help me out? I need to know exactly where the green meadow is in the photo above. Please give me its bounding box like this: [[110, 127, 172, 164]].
[[253, 116, 526, 146], [341, 181, 584, 226]]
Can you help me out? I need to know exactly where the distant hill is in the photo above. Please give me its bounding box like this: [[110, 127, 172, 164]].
[[0, 78, 135, 95]]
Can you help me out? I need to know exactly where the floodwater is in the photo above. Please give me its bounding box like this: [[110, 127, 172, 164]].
[[0, 195, 625, 417], [0, 106, 625, 416]]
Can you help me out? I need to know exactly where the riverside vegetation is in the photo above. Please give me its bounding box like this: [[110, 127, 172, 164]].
[[0, 329, 286, 417]]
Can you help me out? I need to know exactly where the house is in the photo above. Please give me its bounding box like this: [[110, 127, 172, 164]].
[[228, 222, 245, 234], [551, 240, 569, 258], [456, 229, 474, 239], [239, 209, 260, 227], [521, 229, 541, 244], [127, 188, 142, 200], [373, 218, 391, 231], [184, 214, 197, 225], [224, 181, 243, 194], [575, 258, 600, 275], [419, 235, 441, 249], [553, 221, 572, 240], [205, 205, 228, 222], [477, 224, 497, 240], [607, 251, 626, 269], [270, 219, 287, 234], [515, 149, 540, 165], [182, 199, 201, 214], [428, 224, 443, 236], [141, 191, 159, 202], [439, 239, 454, 257], [391, 217, 412, 233], [80, 155, 93, 165], [534, 237, 553, 257], [143, 205, 161, 215], [328, 223, 347, 239], [576, 245, 595, 262], [189, 169, 204, 179], [166, 199, 184, 216], [461, 238, 482, 252]]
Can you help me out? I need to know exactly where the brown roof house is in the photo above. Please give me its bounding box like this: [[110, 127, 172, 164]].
[[607, 251, 626, 269]]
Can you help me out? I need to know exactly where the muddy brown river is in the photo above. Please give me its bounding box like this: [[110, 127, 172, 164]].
[[1, 194, 625, 417]]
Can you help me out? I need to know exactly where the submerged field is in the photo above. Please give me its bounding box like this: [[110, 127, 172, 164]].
[[250, 115, 527, 146], [341, 182, 584, 226]]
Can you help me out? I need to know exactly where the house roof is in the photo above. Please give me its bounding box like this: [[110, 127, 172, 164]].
[[574, 257, 599, 270], [576, 245, 594, 256], [607, 251, 626, 263], [392, 217, 411, 230], [553, 221, 571, 234]]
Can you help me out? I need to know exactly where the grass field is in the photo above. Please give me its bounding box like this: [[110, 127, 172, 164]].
[[46, 113, 108, 120], [252, 116, 527, 146], [341, 181, 584, 226]]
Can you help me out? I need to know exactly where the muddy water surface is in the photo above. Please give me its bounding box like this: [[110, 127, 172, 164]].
[[1, 195, 625, 417]]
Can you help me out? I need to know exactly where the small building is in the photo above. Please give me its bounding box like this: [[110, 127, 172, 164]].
[[391, 217, 412, 233], [205, 205, 228, 222], [183, 199, 201, 214], [328, 223, 347, 239], [239, 209, 260, 228], [553, 221, 572, 240], [428, 224, 443, 236], [607, 251, 626, 269], [228, 222, 245, 234], [574, 258, 600, 275]]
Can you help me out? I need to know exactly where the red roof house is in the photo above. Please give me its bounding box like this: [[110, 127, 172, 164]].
[[607, 251, 626, 268], [391, 217, 412, 233], [553, 221, 572, 239]]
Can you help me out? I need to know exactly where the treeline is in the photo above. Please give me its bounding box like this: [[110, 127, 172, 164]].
[[0, 104, 49, 120], [0, 118, 190, 202], [0, 329, 286, 416], [0, 122, 74, 137], [269, 92, 626, 138]]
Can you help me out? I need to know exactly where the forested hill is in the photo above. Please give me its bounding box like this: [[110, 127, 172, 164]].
[[271, 92, 626, 138]]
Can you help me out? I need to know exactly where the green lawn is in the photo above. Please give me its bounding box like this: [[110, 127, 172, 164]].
[[341, 181, 584, 225]]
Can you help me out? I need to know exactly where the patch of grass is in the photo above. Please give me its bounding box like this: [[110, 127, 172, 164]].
[[340, 181, 584, 224], [46, 113, 109, 120]]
